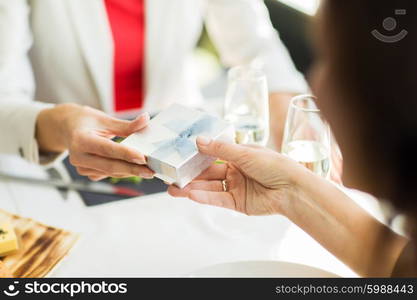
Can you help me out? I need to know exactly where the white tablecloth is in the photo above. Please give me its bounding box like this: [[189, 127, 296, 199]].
[[1, 155, 385, 277]]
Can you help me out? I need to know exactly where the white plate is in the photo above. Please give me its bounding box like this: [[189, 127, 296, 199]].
[[189, 260, 339, 277]]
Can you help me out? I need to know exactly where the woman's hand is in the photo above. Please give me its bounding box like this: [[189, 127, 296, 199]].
[[168, 137, 308, 215], [169, 137, 409, 277], [36, 103, 154, 180]]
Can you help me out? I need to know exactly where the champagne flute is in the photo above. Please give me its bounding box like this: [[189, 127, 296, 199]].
[[281, 95, 331, 178], [224, 66, 269, 146]]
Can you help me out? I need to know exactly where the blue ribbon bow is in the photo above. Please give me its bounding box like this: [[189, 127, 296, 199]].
[[151, 115, 215, 161]]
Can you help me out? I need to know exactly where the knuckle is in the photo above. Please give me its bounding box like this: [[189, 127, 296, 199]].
[[70, 130, 86, 150], [96, 142, 109, 156], [71, 130, 83, 144], [212, 141, 226, 155], [128, 165, 139, 176], [76, 167, 85, 175], [122, 148, 133, 161], [109, 144, 119, 158], [112, 143, 131, 162], [236, 149, 252, 164], [105, 163, 116, 174], [69, 155, 80, 166]]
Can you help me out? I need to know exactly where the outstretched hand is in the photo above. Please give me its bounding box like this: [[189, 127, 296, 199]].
[[168, 137, 307, 216], [36, 104, 154, 181]]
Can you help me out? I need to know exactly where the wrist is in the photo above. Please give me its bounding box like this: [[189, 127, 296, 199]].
[[277, 161, 319, 218], [36, 103, 81, 152]]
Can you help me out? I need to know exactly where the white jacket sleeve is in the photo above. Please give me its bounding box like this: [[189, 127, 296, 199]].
[[0, 101, 53, 163], [205, 0, 309, 94], [0, 0, 52, 163]]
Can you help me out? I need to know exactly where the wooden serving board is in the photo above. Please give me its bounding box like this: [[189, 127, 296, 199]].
[[0, 209, 79, 278]]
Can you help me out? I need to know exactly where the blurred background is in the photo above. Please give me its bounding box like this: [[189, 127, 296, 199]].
[[195, 0, 318, 99]]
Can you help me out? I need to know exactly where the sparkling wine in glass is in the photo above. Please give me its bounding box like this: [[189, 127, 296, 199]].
[[281, 95, 331, 178]]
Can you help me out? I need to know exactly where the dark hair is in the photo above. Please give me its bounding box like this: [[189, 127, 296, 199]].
[[318, 0, 417, 269]]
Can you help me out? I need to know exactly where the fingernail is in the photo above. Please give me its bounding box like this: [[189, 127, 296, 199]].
[[197, 136, 211, 146], [139, 112, 150, 121], [132, 158, 146, 165], [141, 172, 154, 179]]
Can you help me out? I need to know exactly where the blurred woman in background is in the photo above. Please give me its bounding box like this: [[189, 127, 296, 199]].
[[169, 0, 417, 276]]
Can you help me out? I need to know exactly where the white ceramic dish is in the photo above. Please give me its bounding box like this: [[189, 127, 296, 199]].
[[189, 260, 339, 277]]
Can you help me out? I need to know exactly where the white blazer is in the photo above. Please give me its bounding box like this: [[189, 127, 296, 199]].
[[0, 0, 307, 163]]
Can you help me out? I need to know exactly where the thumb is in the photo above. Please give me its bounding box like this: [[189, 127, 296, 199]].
[[105, 112, 150, 137], [196, 136, 248, 163]]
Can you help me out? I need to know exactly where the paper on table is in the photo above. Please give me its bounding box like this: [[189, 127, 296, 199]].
[[0, 209, 79, 278]]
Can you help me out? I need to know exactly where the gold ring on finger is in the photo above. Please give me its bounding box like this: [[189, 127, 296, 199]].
[[222, 179, 228, 192]]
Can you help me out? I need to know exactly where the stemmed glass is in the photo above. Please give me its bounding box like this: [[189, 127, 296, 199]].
[[281, 95, 331, 178], [224, 66, 269, 146]]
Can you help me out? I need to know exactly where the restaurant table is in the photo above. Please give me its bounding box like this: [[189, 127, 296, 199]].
[[0, 155, 388, 277]]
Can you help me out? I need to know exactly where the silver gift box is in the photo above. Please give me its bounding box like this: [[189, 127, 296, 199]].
[[122, 104, 235, 188]]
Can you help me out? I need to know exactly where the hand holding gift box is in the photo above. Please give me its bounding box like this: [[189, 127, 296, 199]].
[[122, 104, 235, 188]]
